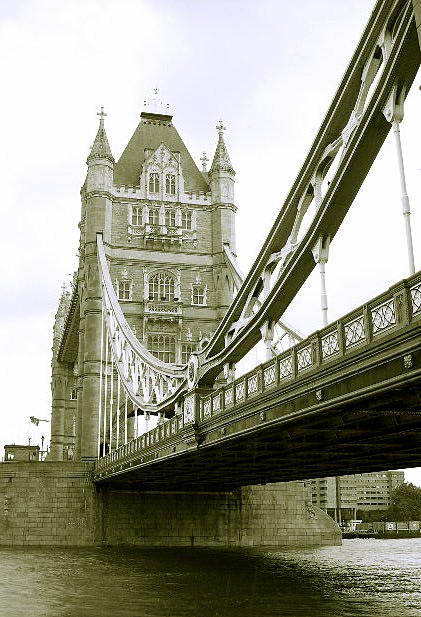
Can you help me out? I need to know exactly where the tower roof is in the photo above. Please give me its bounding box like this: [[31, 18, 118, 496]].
[[210, 120, 235, 175], [87, 107, 114, 164], [114, 111, 209, 192]]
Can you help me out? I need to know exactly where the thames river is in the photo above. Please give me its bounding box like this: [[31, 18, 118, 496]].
[[1, 538, 420, 616]]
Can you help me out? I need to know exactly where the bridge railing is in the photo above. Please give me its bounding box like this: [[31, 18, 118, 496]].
[[95, 272, 421, 476]]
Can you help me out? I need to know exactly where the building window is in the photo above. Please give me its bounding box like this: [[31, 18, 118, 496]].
[[118, 280, 131, 301], [181, 343, 194, 364], [70, 389, 78, 401], [149, 172, 160, 193], [165, 174, 176, 195], [165, 209, 176, 227], [182, 210, 193, 230], [131, 206, 142, 226], [148, 272, 176, 302], [192, 285, 206, 305], [149, 334, 176, 363], [148, 208, 160, 226]]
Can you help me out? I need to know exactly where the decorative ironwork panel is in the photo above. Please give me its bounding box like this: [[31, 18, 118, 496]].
[[203, 398, 211, 419], [344, 316, 365, 347], [411, 282, 421, 316], [371, 299, 396, 334], [235, 380, 245, 402], [263, 364, 276, 388], [247, 374, 258, 395], [224, 387, 233, 407], [183, 394, 195, 424], [212, 393, 221, 414], [297, 345, 312, 370], [321, 331, 339, 359], [279, 356, 293, 379]]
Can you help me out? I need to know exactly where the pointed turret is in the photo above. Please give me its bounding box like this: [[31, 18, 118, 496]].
[[210, 120, 235, 176], [208, 120, 237, 309], [87, 106, 114, 164], [86, 107, 114, 193], [209, 120, 235, 206]]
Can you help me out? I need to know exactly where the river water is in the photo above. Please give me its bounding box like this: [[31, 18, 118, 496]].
[[0, 538, 420, 617]]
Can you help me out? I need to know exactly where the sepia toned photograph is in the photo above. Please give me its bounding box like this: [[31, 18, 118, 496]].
[[1, 0, 421, 615]]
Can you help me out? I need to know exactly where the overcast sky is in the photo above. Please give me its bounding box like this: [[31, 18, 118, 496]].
[[0, 0, 420, 484]]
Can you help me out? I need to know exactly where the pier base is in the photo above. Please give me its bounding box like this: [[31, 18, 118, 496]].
[[0, 463, 341, 547]]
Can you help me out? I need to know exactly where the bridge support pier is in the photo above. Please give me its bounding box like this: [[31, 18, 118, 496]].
[[98, 482, 341, 548], [0, 464, 341, 548]]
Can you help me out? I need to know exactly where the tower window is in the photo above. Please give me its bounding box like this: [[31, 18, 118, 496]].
[[148, 208, 160, 226], [181, 343, 194, 364], [182, 211, 193, 230], [149, 334, 176, 363], [148, 272, 175, 302], [131, 206, 142, 226], [165, 209, 176, 227], [165, 174, 176, 195], [149, 172, 160, 193], [118, 280, 132, 301], [192, 285, 206, 306]]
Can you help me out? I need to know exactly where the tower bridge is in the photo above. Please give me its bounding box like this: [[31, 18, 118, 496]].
[[11, 0, 419, 547]]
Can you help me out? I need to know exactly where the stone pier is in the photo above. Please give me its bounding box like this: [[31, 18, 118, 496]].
[[0, 462, 341, 547]]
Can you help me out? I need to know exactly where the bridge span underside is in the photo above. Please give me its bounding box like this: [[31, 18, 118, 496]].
[[95, 408, 421, 492], [95, 310, 421, 491]]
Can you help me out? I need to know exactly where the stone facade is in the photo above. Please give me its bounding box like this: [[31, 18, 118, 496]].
[[101, 482, 340, 548], [0, 463, 96, 546], [0, 463, 341, 547], [50, 107, 237, 462]]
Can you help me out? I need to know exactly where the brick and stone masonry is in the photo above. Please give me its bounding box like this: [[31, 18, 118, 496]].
[[0, 462, 341, 547]]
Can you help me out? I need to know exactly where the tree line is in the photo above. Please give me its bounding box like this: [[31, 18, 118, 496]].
[[357, 482, 421, 522]]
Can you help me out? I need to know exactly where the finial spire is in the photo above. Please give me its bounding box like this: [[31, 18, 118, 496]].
[[210, 118, 235, 175], [97, 106, 107, 123], [87, 105, 114, 164], [200, 151, 209, 173], [216, 119, 226, 136]]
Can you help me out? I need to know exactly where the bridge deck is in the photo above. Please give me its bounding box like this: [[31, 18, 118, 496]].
[[95, 273, 421, 489]]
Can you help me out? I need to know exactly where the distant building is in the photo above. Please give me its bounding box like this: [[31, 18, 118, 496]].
[[310, 471, 405, 521], [4, 444, 40, 462]]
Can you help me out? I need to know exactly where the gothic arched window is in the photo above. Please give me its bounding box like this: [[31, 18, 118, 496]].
[[148, 272, 176, 302], [149, 172, 160, 193], [148, 208, 160, 226], [165, 209, 176, 227], [165, 174, 176, 195], [192, 285, 206, 305], [131, 206, 142, 226]]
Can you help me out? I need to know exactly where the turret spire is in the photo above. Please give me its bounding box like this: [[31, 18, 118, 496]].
[[87, 106, 114, 164], [210, 119, 235, 175]]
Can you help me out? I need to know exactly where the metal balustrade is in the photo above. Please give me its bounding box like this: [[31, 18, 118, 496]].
[[95, 272, 421, 477]]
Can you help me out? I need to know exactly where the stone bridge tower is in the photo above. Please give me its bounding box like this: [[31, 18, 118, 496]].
[[50, 100, 237, 461]]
